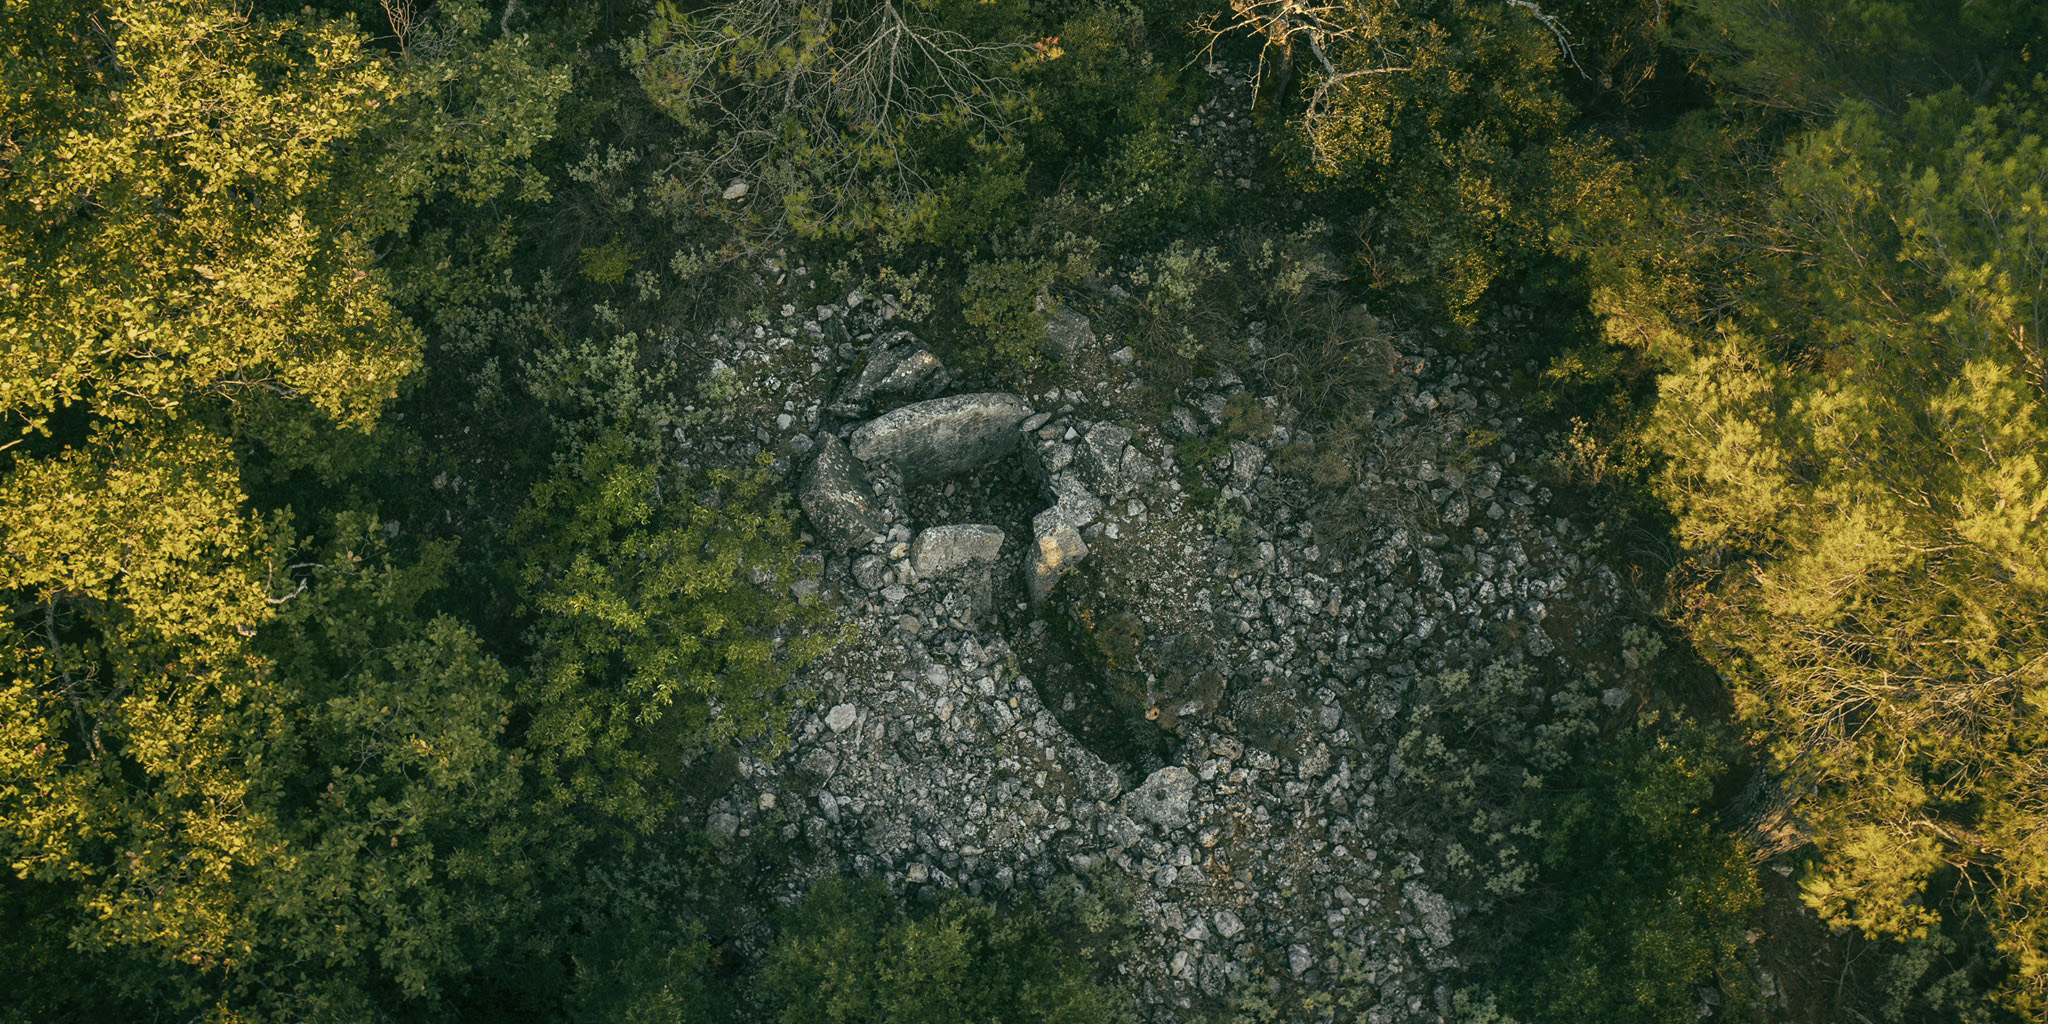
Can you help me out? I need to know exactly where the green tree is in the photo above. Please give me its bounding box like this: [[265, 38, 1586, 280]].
[[1504, 727, 1761, 1024], [2, 506, 541, 1017], [512, 433, 835, 834], [0, 0, 567, 1013], [1215, 0, 1637, 321], [1657, 88, 2048, 1010], [1572, 3, 2048, 1007]]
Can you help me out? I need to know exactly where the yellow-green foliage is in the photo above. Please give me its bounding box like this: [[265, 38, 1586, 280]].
[[0, 2, 570, 1013], [1274, 0, 1624, 323], [1579, 19, 2048, 1007], [512, 435, 836, 833], [0, 1, 414, 431]]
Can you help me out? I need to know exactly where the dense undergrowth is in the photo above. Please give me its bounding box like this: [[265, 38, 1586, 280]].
[[1, 0, 2042, 1021]]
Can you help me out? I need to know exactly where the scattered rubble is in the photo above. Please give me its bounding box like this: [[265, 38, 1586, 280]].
[[674, 281, 1623, 1024]]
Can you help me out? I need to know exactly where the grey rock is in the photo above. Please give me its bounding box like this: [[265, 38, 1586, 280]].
[[1289, 944, 1314, 977], [1041, 303, 1096, 361], [1162, 406, 1207, 439], [1025, 523, 1088, 606], [852, 553, 888, 590], [1041, 441, 1075, 474], [1077, 423, 1134, 492], [1109, 345, 1137, 365], [1033, 473, 1104, 533], [799, 747, 838, 778], [1124, 766, 1197, 830], [1213, 909, 1245, 940], [800, 436, 888, 552], [1229, 440, 1267, 491], [911, 524, 1005, 578], [1404, 882, 1455, 950], [1121, 446, 1160, 487], [831, 339, 947, 415], [825, 703, 858, 733], [850, 393, 1032, 483]]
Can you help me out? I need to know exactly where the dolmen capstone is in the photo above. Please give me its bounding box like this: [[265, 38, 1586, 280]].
[[849, 393, 1032, 484]]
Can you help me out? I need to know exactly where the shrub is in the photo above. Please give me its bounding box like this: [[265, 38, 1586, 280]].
[[512, 433, 836, 832], [959, 256, 1056, 366], [754, 876, 1133, 1024]]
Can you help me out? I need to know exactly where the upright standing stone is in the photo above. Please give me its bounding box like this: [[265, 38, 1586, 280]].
[[1026, 523, 1088, 606]]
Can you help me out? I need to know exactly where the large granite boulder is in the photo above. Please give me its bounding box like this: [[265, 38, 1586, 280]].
[[910, 524, 1005, 579], [799, 436, 888, 552], [849, 392, 1031, 483]]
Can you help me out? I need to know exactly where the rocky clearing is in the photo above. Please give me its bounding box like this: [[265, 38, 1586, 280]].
[[671, 288, 1628, 1023]]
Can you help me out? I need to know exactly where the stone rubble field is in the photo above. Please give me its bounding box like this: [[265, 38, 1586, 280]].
[[673, 290, 1623, 1023]]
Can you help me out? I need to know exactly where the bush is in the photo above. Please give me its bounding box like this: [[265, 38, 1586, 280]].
[[512, 433, 836, 833], [755, 876, 1133, 1024], [1390, 652, 1762, 1023], [1498, 724, 1762, 1024], [959, 256, 1056, 366], [624, 0, 1042, 246]]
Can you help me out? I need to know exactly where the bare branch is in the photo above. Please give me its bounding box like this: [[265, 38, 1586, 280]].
[[633, 0, 1030, 236], [1504, 0, 1591, 80], [1202, 0, 1592, 172], [376, 0, 416, 55]]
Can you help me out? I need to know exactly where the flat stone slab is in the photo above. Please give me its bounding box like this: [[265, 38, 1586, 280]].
[[799, 436, 888, 552], [910, 524, 1005, 579], [849, 392, 1031, 484]]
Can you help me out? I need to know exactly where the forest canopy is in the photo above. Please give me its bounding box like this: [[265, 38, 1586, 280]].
[[1, 0, 2044, 1022]]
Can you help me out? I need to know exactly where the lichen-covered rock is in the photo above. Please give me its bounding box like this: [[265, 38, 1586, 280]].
[[1033, 473, 1105, 535], [1124, 765, 1196, 830], [1026, 523, 1088, 606], [1228, 440, 1267, 491], [1121, 445, 1160, 488], [1076, 422, 1134, 493], [829, 336, 949, 416], [1041, 303, 1096, 361], [910, 524, 1005, 579], [800, 436, 888, 552], [849, 392, 1032, 483]]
